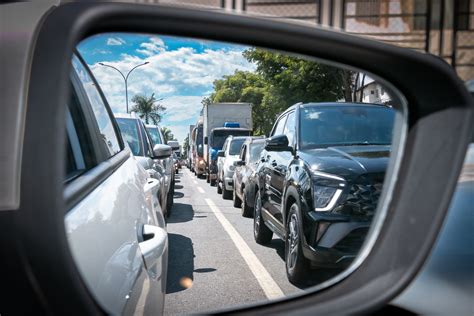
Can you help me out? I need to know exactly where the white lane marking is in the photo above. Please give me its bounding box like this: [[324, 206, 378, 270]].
[[197, 187, 205, 194], [205, 198, 284, 300]]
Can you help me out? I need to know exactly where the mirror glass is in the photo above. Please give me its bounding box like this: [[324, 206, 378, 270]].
[[65, 32, 404, 314]]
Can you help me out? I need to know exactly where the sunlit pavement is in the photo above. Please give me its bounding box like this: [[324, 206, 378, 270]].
[[164, 168, 339, 315]]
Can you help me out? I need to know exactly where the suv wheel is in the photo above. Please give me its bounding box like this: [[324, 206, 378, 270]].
[[285, 202, 310, 284], [253, 190, 272, 244], [233, 187, 242, 208]]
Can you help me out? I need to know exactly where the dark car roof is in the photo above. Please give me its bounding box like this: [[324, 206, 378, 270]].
[[282, 102, 390, 116]]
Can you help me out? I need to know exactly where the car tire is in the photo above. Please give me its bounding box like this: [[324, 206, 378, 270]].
[[253, 190, 272, 244], [233, 187, 242, 208], [285, 202, 310, 285], [241, 190, 253, 218], [206, 174, 210, 183], [222, 185, 232, 200], [217, 181, 222, 194], [210, 179, 216, 186]]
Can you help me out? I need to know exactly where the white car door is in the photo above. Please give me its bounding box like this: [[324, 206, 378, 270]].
[[64, 54, 168, 315]]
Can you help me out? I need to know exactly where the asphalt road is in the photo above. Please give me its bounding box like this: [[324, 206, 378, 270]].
[[164, 167, 339, 315]]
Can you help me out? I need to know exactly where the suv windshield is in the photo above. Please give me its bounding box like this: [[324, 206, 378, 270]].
[[147, 127, 163, 145], [299, 105, 395, 149], [212, 130, 251, 148], [116, 118, 143, 156], [229, 138, 246, 155]]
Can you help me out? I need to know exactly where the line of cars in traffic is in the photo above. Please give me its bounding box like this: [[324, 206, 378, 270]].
[[191, 102, 395, 284], [115, 113, 181, 218]]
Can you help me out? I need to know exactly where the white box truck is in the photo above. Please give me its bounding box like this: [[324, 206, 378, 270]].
[[202, 103, 253, 184]]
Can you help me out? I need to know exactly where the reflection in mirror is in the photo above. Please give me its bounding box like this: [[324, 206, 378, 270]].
[[66, 33, 403, 314]]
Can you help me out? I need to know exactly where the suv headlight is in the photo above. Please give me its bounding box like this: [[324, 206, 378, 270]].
[[312, 170, 345, 211]]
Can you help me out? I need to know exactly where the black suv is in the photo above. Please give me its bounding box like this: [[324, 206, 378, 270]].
[[254, 102, 395, 284]]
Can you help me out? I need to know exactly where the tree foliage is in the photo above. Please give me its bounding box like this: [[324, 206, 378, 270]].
[[130, 93, 166, 125], [161, 127, 174, 143], [206, 48, 353, 136]]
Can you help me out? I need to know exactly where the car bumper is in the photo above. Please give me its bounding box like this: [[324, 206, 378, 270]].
[[302, 212, 370, 268]]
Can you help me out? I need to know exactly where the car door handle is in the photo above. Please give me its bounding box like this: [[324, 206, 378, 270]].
[[138, 224, 167, 269]]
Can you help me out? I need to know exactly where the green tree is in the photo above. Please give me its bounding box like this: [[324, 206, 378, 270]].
[[161, 127, 174, 143], [130, 93, 166, 125], [206, 49, 351, 136], [183, 135, 190, 159]]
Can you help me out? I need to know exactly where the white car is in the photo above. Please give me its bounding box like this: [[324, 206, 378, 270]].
[[216, 136, 248, 199]]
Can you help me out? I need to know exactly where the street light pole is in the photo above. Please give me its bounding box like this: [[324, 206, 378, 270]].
[[99, 61, 149, 113]]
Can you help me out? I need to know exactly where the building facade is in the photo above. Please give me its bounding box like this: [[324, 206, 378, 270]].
[[136, 0, 474, 81]]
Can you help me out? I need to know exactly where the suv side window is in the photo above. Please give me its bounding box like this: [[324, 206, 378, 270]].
[[272, 115, 287, 136], [283, 111, 296, 146], [71, 55, 121, 159]]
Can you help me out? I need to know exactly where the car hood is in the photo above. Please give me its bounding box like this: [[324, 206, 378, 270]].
[[298, 145, 391, 180]]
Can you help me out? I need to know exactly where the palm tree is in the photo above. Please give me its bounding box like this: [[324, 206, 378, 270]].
[[161, 127, 174, 142], [130, 93, 166, 125]]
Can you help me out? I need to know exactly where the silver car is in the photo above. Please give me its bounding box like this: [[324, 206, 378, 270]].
[[115, 113, 174, 218], [146, 124, 176, 212], [216, 136, 248, 199]]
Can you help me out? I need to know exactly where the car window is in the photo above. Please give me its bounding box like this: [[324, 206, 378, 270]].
[[71, 55, 121, 158], [249, 142, 265, 163], [283, 111, 296, 145], [272, 115, 287, 136], [148, 126, 163, 145], [116, 118, 143, 156], [65, 89, 92, 182], [229, 138, 246, 155]]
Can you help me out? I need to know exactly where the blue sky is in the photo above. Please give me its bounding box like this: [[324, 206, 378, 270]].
[[78, 33, 255, 142]]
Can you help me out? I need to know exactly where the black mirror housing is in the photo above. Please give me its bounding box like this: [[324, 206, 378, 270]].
[[217, 150, 225, 158], [265, 135, 293, 152], [233, 160, 245, 166], [204, 136, 208, 145]]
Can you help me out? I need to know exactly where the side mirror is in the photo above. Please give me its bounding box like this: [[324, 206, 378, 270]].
[[217, 150, 225, 158], [153, 144, 172, 159], [233, 160, 245, 167], [204, 136, 208, 145], [265, 135, 293, 152], [166, 141, 180, 151]]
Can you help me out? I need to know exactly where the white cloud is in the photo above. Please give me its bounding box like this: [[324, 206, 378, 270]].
[[106, 37, 126, 46], [136, 37, 165, 56], [88, 43, 255, 142]]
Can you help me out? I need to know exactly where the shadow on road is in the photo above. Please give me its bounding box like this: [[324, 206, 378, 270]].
[[167, 203, 194, 223], [166, 233, 195, 294], [175, 184, 184, 190], [173, 192, 184, 199]]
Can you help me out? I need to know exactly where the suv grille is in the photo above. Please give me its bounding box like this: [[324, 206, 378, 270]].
[[334, 174, 384, 217]]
